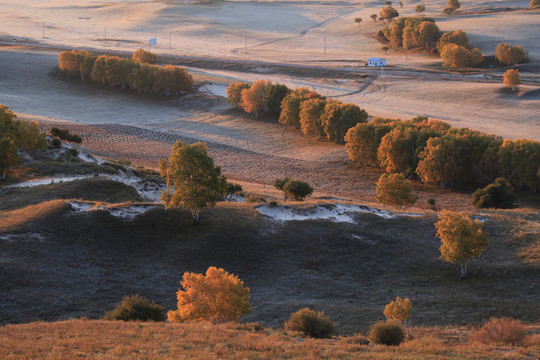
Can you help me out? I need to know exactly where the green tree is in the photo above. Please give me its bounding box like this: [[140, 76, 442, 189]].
[[159, 141, 227, 223], [495, 43, 526, 65], [274, 177, 313, 201], [226, 82, 251, 109], [498, 139, 540, 193], [267, 83, 290, 120], [168, 267, 252, 324], [132, 49, 157, 64], [472, 178, 517, 209], [321, 101, 368, 143], [503, 69, 521, 90], [435, 210, 488, 279], [376, 173, 418, 207]]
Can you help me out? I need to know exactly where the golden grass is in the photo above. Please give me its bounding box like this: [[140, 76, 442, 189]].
[[0, 320, 538, 360], [0, 199, 69, 232]]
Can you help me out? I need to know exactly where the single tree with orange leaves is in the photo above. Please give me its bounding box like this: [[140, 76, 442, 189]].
[[167, 267, 252, 324], [384, 296, 412, 335]]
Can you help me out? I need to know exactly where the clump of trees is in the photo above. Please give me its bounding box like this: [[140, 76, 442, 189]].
[[50, 127, 82, 144], [167, 267, 252, 323], [104, 295, 164, 321], [472, 178, 517, 209], [376, 173, 418, 207], [495, 43, 526, 66], [132, 49, 157, 64], [274, 177, 313, 201], [284, 308, 336, 339], [382, 17, 440, 52], [58, 50, 193, 96], [435, 210, 489, 278], [440, 43, 483, 70], [159, 141, 227, 223], [0, 105, 46, 180], [345, 115, 540, 194], [503, 69, 521, 90], [226, 80, 368, 143], [531, 0, 540, 8]]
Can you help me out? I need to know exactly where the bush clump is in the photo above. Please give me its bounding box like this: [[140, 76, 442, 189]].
[[284, 308, 336, 339], [472, 178, 517, 209], [104, 294, 164, 322], [50, 127, 82, 144], [472, 317, 528, 346], [368, 321, 405, 346]]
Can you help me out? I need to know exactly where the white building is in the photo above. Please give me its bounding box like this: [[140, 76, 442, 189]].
[[367, 58, 386, 67]]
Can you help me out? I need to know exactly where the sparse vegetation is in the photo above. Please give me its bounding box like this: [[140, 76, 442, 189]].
[[104, 294, 164, 322], [167, 267, 252, 324], [284, 308, 336, 339], [369, 321, 405, 345]]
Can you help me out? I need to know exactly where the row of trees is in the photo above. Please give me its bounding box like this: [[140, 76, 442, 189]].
[[345, 116, 540, 192], [0, 105, 46, 180], [227, 80, 368, 143], [58, 50, 193, 96]]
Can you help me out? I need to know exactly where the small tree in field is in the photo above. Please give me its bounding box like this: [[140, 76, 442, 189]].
[[503, 69, 521, 90], [132, 49, 157, 64], [355, 17, 363, 26], [371, 13, 378, 21], [167, 267, 252, 324], [376, 173, 418, 207], [274, 177, 313, 201], [446, 0, 460, 11], [384, 296, 412, 336], [415, 4, 426, 12], [159, 141, 227, 223], [435, 210, 489, 279]]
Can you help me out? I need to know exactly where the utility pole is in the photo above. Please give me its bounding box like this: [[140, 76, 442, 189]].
[[324, 36, 326, 56], [245, 36, 247, 54], [104, 27, 107, 44], [42, 22, 45, 39], [169, 31, 172, 49]]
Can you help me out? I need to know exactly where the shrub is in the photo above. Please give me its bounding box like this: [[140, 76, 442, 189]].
[[132, 49, 157, 64], [473, 317, 528, 346], [50, 127, 83, 144], [274, 177, 313, 201], [104, 295, 164, 321], [64, 148, 79, 158], [415, 4, 426, 12], [472, 178, 517, 209], [225, 182, 243, 195], [368, 321, 405, 345], [51, 137, 62, 149], [284, 308, 336, 339]]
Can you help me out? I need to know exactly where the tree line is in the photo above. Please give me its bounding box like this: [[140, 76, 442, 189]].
[[345, 116, 540, 192], [58, 49, 193, 96], [227, 80, 368, 143], [379, 16, 526, 70]]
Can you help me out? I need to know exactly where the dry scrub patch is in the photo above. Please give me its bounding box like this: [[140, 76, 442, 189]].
[[0, 320, 538, 360]]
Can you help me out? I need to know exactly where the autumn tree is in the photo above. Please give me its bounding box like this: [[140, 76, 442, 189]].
[[446, 0, 460, 11], [159, 141, 227, 223], [376, 173, 418, 207], [226, 82, 251, 109], [384, 296, 412, 335], [279, 88, 322, 127], [379, 6, 400, 22], [241, 79, 273, 118], [503, 69, 521, 90], [437, 30, 469, 52], [132, 49, 157, 64], [344, 118, 395, 166], [267, 83, 290, 119], [58, 50, 81, 77], [498, 138, 540, 193], [274, 177, 313, 201], [321, 101, 368, 143], [531, 0, 540, 8], [435, 210, 489, 279], [299, 98, 327, 138], [495, 43, 526, 65], [440, 44, 483, 70], [167, 267, 252, 324], [415, 4, 425, 12]]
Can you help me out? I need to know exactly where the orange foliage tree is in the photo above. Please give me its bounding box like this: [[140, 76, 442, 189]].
[[503, 69, 521, 90], [132, 48, 157, 64], [384, 296, 412, 335], [167, 267, 252, 323], [241, 79, 273, 118]]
